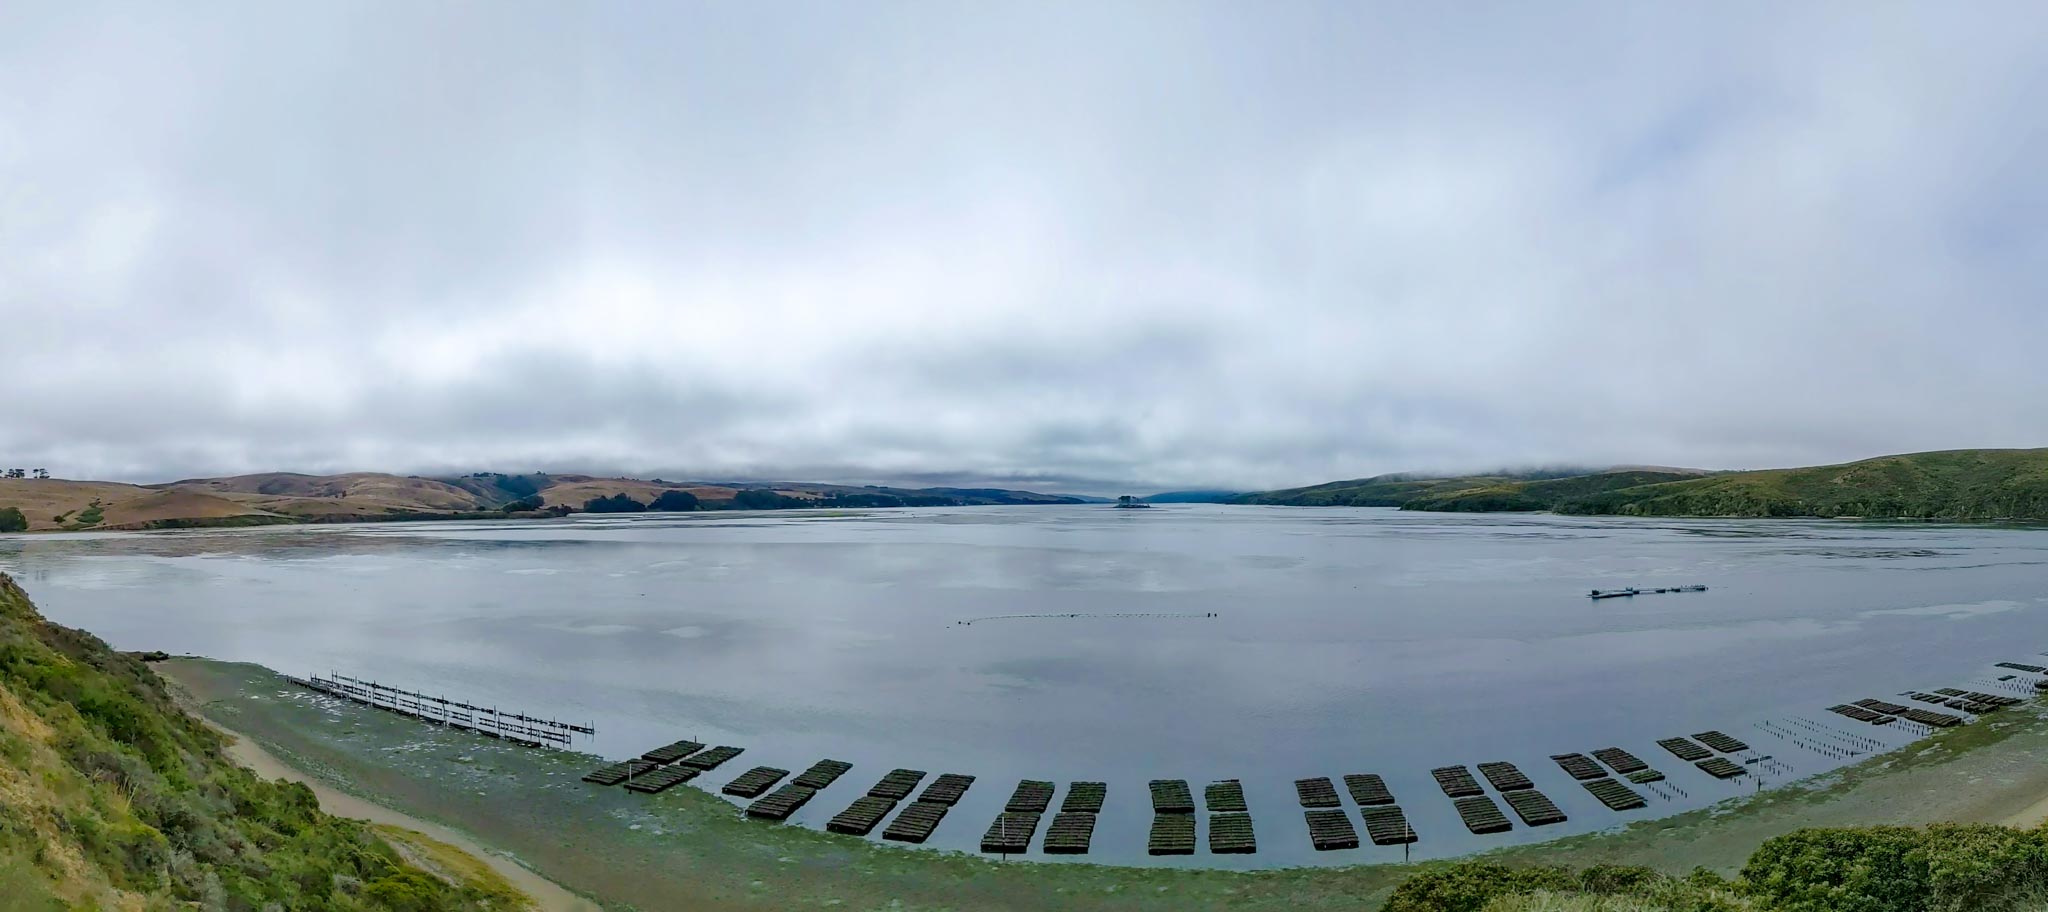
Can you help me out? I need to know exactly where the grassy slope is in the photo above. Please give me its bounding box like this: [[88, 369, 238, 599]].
[[0, 572, 526, 911], [1244, 450, 2048, 521]]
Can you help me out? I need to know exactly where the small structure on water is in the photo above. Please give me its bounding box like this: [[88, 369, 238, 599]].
[[1589, 585, 1707, 600], [1113, 495, 1151, 509]]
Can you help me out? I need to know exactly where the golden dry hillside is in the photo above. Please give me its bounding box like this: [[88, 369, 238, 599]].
[[0, 479, 281, 531]]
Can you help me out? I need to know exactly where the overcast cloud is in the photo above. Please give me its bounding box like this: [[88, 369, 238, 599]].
[[3, 2, 2046, 492]]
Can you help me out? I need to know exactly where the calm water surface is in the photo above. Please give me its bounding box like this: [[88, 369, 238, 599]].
[[5, 505, 2047, 867]]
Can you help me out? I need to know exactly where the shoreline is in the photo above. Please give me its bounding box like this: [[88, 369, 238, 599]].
[[160, 663, 600, 912], [158, 656, 2048, 910]]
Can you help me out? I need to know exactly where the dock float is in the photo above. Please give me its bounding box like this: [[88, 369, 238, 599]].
[[1063, 781, 1107, 814], [1209, 812, 1256, 854], [1502, 790, 1566, 826], [746, 783, 817, 821], [723, 766, 790, 798], [1477, 761, 1533, 792], [869, 768, 927, 800], [1360, 806, 1417, 845], [1592, 747, 1648, 774], [1656, 737, 1712, 762], [1453, 795, 1512, 834], [1853, 698, 1910, 715], [1043, 812, 1098, 854], [1296, 777, 1342, 808], [1149, 814, 1197, 855], [1205, 780, 1247, 813], [1550, 753, 1606, 781], [583, 758, 658, 785], [1303, 809, 1360, 850], [1582, 778, 1648, 811], [1909, 692, 1949, 705], [882, 801, 951, 843], [917, 773, 976, 806], [1898, 707, 1964, 727], [1694, 757, 1747, 779], [1997, 662, 2046, 673], [1693, 731, 1749, 753], [1828, 704, 1894, 725], [1345, 773, 1395, 806], [624, 765, 698, 794], [641, 740, 705, 764], [827, 795, 898, 835], [1625, 769, 1666, 784], [681, 745, 745, 770], [980, 812, 1042, 853], [1431, 765, 1484, 797], [1150, 779, 1196, 814], [1005, 780, 1055, 814], [793, 759, 852, 790]]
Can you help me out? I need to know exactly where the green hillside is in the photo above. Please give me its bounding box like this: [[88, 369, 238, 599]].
[[1242, 449, 2048, 521], [0, 573, 525, 910]]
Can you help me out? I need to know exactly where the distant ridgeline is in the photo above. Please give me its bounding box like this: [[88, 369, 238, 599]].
[[1235, 449, 2048, 521]]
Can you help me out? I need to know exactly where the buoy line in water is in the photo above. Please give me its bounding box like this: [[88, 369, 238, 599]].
[[954, 611, 1220, 626]]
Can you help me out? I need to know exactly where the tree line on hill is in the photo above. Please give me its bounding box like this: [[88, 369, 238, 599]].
[[540, 487, 1002, 515]]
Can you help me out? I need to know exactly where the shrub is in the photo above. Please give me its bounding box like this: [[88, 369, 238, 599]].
[[649, 490, 699, 511], [0, 508, 25, 533], [581, 493, 645, 514]]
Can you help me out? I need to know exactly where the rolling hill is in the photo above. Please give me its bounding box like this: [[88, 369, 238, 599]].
[[1239, 449, 2048, 521]]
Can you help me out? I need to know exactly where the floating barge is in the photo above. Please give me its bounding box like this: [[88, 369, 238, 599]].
[[1345, 773, 1395, 806], [1150, 779, 1196, 815], [722, 766, 790, 798], [1063, 781, 1107, 814], [1502, 790, 1566, 826], [1209, 812, 1256, 854], [1148, 814, 1197, 855], [1582, 778, 1648, 810], [1303, 809, 1360, 850], [869, 768, 927, 800], [1656, 737, 1712, 762], [1430, 765, 1484, 797], [1295, 777, 1342, 808], [882, 801, 951, 843], [1204, 780, 1247, 813], [1361, 806, 1417, 845], [1453, 795, 1512, 834], [746, 783, 817, 820], [1477, 761, 1533, 792], [980, 812, 1042, 853], [1043, 811, 1098, 854], [827, 795, 898, 835]]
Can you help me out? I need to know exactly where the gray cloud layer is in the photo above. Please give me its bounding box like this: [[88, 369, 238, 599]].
[[4, 2, 2046, 491]]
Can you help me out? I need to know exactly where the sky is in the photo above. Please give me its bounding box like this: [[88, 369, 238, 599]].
[[3, 3, 2046, 494]]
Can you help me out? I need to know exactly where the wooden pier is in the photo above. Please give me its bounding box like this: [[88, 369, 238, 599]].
[[917, 773, 975, 806], [293, 673, 591, 748], [1656, 737, 1711, 761], [1453, 795, 1511, 834], [827, 795, 898, 835], [1295, 777, 1342, 808], [1303, 809, 1359, 851], [1209, 813, 1256, 854], [1431, 765, 1483, 797], [1582, 778, 1648, 811], [1204, 780, 1247, 813], [1344, 773, 1395, 806], [1502, 790, 1566, 826], [746, 783, 817, 820], [1360, 806, 1417, 845], [1043, 812, 1098, 854], [980, 812, 1042, 853], [1692, 731, 1749, 753], [1591, 747, 1648, 774], [1550, 753, 1606, 781], [882, 801, 951, 843], [793, 759, 852, 790], [722, 766, 790, 798], [869, 769, 927, 801], [1063, 781, 1108, 814], [681, 745, 745, 770], [1150, 779, 1196, 814], [1477, 761, 1533, 792], [1149, 814, 1197, 855]]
